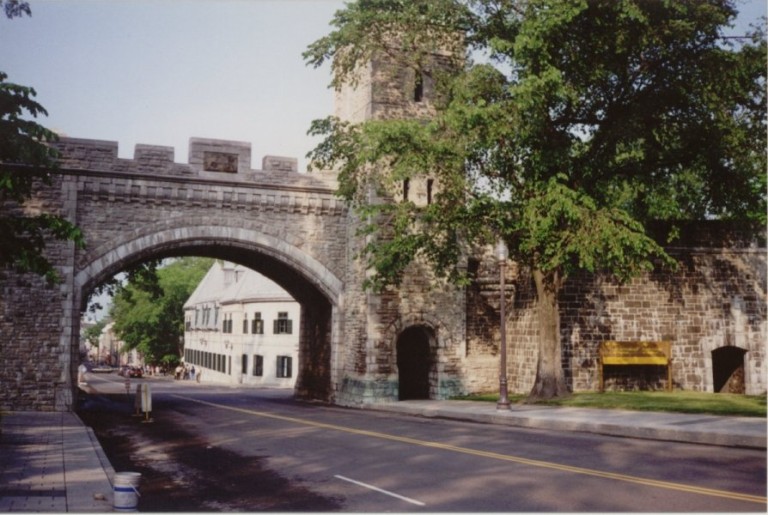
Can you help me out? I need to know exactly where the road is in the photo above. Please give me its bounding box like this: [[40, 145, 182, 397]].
[[78, 372, 766, 512]]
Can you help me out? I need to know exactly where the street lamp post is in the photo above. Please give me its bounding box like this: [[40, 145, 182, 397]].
[[496, 240, 510, 410]]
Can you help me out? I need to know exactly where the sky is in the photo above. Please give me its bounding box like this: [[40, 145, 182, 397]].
[[1, 0, 346, 170], [1, 0, 765, 173]]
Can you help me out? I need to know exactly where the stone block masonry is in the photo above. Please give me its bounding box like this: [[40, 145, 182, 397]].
[[0, 137, 350, 411], [1, 134, 765, 411], [464, 229, 766, 396]]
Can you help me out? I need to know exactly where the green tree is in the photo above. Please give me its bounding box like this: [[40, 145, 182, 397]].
[[111, 257, 213, 366], [2, 0, 30, 20], [83, 318, 107, 349], [305, 0, 766, 399], [1, 1, 84, 283]]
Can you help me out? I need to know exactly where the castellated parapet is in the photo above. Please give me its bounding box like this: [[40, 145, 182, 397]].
[[52, 137, 314, 185]]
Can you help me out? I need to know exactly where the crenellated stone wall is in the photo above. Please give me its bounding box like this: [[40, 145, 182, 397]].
[[0, 136, 351, 411], [2, 135, 765, 411], [2, 34, 765, 413]]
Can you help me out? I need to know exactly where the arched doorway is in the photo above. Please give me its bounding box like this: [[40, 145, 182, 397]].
[[712, 346, 747, 393], [396, 326, 433, 400]]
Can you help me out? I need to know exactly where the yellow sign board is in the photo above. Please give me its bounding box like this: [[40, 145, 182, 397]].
[[598, 341, 673, 392], [600, 341, 671, 365]]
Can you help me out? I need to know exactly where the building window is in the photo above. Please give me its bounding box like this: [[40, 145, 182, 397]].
[[403, 179, 410, 201], [251, 313, 264, 335], [276, 356, 292, 378], [253, 355, 263, 376], [223, 315, 233, 334], [241, 354, 248, 375], [243, 315, 248, 334], [273, 312, 293, 335], [427, 178, 434, 205]]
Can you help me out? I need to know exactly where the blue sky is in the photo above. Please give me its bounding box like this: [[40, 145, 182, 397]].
[[1, 1, 765, 172], [1, 0, 345, 170]]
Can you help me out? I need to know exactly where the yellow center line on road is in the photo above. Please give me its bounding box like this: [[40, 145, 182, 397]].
[[172, 394, 766, 506]]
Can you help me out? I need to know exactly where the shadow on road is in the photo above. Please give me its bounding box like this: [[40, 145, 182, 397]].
[[77, 391, 343, 512]]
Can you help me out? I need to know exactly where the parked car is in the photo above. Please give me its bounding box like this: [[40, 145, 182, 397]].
[[128, 367, 143, 378]]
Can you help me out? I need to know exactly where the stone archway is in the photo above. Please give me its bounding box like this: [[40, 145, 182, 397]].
[[712, 346, 747, 394], [396, 326, 434, 400], [72, 225, 343, 404]]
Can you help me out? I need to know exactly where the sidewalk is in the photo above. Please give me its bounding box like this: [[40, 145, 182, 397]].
[[370, 400, 767, 449], [1, 395, 765, 512], [0, 412, 114, 512]]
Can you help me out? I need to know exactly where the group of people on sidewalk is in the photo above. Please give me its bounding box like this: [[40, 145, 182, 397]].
[[174, 364, 201, 383]]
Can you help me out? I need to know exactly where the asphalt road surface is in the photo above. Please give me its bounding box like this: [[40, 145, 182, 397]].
[[78, 373, 766, 512]]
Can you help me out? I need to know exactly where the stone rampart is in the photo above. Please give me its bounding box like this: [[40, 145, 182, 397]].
[[464, 227, 767, 396], [2, 135, 765, 410], [0, 137, 349, 411]]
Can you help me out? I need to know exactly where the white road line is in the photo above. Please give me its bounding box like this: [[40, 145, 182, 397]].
[[334, 475, 426, 506]]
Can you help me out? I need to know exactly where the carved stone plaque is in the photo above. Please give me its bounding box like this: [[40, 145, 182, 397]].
[[203, 151, 238, 173]]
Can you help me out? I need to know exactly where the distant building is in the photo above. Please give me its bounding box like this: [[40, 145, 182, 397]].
[[97, 322, 142, 367], [79, 318, 97, 363], [182, 261, 300, 387]]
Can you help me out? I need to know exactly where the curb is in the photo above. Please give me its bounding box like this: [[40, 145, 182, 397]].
[[364, 403, 767, 450]]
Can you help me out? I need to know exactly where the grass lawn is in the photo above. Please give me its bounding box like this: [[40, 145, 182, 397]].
[[452, 391, 767, 417]]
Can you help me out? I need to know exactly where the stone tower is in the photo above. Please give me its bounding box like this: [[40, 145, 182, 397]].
[[332, 39, 470, 405]]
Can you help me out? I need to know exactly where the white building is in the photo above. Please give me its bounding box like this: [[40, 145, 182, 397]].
[[97, 321, 142, 367], [182, 261, 300, 387]]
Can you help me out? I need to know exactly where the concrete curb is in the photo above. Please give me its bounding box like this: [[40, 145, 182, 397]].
[[364, 401, 767, 450]]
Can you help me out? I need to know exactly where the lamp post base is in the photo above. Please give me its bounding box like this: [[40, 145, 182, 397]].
[[497, 378, 511, 410]]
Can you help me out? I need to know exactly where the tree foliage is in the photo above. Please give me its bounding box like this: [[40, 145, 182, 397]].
[[83, 318, 107, 349], [305, 0, 766, 399], [2, 0, 30, 20], [110, 257, 214, 366]]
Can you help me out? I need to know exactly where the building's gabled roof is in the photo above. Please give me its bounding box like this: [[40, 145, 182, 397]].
[[184, 261, 293, 309], [183, 260, 227, 308], [219, 265, 293, 305]]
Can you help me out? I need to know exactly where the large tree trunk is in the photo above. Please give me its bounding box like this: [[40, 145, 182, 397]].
[[527, 268, 570, 401]]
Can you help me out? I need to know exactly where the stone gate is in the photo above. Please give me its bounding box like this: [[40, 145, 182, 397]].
[[0, 132, 473, 411], [1, 41, 765, 411]]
